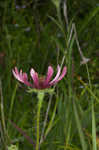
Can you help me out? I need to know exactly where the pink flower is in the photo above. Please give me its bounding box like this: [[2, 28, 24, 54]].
[[12, 65, 67, 89]]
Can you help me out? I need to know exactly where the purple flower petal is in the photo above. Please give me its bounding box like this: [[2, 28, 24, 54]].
[[12, 65, 67, 90], [49, 65, 61, 85], [12, 67, 32, 87], [12, 67, 23, 83], [15, 67, 19, 74], [30, 68, 39, 88], [23, 73, 28, 80], [22, 73, 33, 87], [49, 66, 67, 86], [44, 66, 54, 85], [55, 66, 67, 82]]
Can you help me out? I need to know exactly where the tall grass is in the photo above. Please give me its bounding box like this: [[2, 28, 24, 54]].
[[0, 0, 99, 150]]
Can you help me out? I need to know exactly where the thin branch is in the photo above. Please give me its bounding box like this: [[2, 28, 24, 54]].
[[73, 23, 90, 65], [9, 120, 35, 146], [0, 79, 6, 136], [0, 78, 7, 149], [0, 121, 5, 147], [67, 23, 74, 46], [63, 0, 69, 30], [40, 94, 53, 144]]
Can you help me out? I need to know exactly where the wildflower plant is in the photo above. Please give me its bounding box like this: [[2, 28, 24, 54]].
[[0, 0, 98, 149], [12, 65, 67, 150], [12, 65, 67, 90]]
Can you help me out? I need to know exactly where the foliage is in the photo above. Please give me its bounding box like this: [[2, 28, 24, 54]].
[[0, 0, 99, 150]]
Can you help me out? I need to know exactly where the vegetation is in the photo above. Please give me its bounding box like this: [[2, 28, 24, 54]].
[[0, 0, 99, 150]]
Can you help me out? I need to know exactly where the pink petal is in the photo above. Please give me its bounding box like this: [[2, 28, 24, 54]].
[[44, 66, 54, 85], [22, 73, 32, 87], [12, 67, 32, 87], [20, 70, 23, 76], [19, 70, 24, 81], [56, 66, 67, 82], [24, 81, 33, 87], [15, 67, 19, 74], [12, 69, 17, 79], [12, 67, 23, 83], [49, 65, 61, 85], [49, 66, 67, 85], [30, 68, 39, 88], [23, 73, 28, 80]]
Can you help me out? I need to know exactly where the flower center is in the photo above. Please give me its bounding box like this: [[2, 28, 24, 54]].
[[39, 76, 45, 84], [38, 76, 46, 89]]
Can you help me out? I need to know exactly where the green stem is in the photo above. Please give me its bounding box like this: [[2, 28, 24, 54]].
[[7, 84, 18, 129], [86, 64, 97, 150], [36, 92, 44, 150], [0, 79, 7, 149]]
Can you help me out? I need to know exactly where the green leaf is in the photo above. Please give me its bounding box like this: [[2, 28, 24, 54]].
[[92, 101, 97, 150], [73, 99, 87, 150], [79, 7, 99, 34]]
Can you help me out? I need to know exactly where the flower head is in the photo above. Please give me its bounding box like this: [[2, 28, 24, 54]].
[[12, 65, 67, 89]]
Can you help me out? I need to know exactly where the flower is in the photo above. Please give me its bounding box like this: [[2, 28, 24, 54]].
[[12, 65, 67, 89]]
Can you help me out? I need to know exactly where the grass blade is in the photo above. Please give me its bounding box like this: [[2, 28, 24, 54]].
[[92, 101, 97, 150], [73, 99, 87, 150]]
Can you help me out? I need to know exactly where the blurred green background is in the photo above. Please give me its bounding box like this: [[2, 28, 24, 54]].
[[0, 0, 99, 150]]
